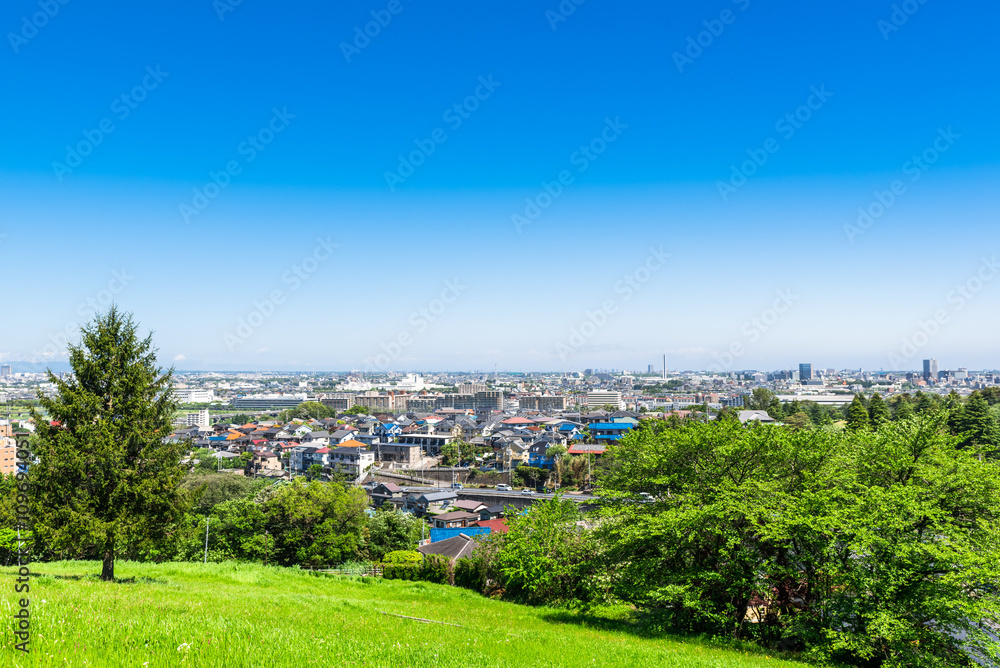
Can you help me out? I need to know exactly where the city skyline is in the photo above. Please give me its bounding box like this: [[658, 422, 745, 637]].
[[2, 1, 998, 371]]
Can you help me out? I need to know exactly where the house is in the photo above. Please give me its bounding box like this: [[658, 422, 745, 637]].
[[478, 505, 505, 521], [452, 499, 488, 514], [587, 422, 634, 441], [567, 443, 607, 457], [302, 430, 331, 446], [738, 410, 776, 424], [252, 450, 282, 473], [370, 482, 404, 508], [474, 518, 509, 534], [418, 533, 479, 562], [407, 491, 458, 515], [327, 440, 376, 481], [379, 442, 421, 466], [431, 511, 480, 528]]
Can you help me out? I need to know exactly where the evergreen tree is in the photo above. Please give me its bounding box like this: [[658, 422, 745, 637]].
[[29, 308, 187, 581], [845, 394, 870, 431], [956, 391, 1000, 454], [867, 392, 890, 429], [893, 396, 914, 421]]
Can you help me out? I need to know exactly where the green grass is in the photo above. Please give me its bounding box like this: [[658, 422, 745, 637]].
[[1, 561, 806, 667]]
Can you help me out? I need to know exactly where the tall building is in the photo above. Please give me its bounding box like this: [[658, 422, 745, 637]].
[[0, 365, 11, 377], [799, 363, 812, 381], [923, 358, 939, 381], [586, 391, 623, 410]]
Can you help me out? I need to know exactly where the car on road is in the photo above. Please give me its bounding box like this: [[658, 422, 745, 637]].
[[496, 484, 512, 491], [450, 482, 464, 489]]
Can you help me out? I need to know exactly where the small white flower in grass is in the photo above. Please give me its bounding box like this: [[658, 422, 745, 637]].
[[178, 643, 190, 652]]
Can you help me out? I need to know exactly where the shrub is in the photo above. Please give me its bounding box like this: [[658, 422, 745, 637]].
[[383, 550, 421, 565]]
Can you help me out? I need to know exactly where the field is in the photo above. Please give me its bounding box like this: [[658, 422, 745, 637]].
[[0, 561, 807, 668]]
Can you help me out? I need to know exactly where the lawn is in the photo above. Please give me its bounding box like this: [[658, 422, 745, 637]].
[[1, 561, 806, 667]]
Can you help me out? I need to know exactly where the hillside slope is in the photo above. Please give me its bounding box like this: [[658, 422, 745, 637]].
[[1, 561, 805, 667]]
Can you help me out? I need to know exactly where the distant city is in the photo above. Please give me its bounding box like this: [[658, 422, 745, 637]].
[[2, 358, 995, 413]]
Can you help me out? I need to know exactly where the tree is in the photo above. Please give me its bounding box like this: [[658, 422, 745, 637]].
[[867, 392, 890, 429], [845, 394, 870, 431], [745, 388, 778, 412], [783, 411, 813, 431], [891, 395, 914, 421], [366, 509, 424, 561], [487, 496, 598, 605], [955, 391, 1000, 455], [344, 405, 370, 416], [598, 417, 1000, 665], [29, 308, 188, 581], [262, 478, 368, 567], [307, 463, 325, 481]]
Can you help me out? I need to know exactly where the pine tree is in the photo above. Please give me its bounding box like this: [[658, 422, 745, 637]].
[[956, 392, 1000, 454], [893, 397, 914, 421], [868, 392, 890, 429], [29, 308, 187, 581], [846, 394, 870, 432]]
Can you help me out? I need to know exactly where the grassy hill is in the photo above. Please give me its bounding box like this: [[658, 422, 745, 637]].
[[1, 561, 806, 667]]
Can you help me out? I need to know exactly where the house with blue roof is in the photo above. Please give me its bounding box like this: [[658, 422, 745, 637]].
[[588, 422, 635, 441]]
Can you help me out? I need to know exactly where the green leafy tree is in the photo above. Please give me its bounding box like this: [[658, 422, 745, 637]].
[[488, 496, 598, 605], [867, 392, 890, 429], [262, 478, 368, 567], [344, 405, 370, 416], [598, 416, 1000, 666], [845, 394, 870, 432], [783, 411, 813, 430], [29, 308, 188, 581], [306, 463, 324, 481], [366, 509, 424, 561]]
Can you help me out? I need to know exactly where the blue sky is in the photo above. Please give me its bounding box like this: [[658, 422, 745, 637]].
[[1, 0, 998, 372]]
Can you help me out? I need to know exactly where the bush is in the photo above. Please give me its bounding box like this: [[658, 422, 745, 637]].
[[421, 553, 451, 585], [454, 555, 488, 592], [382, 563, 420, 580], [383, 550, 421, 565]]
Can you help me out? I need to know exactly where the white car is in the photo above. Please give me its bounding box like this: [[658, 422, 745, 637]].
[[496, 484, 512, 491]]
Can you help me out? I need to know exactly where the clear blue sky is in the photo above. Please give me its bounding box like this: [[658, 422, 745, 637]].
[[1, 0, 998, 372]]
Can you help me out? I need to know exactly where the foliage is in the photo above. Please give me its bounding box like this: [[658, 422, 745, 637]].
[[383, 549, 421, 564], [261, 478, 369, 568], [180, 473, 260, 514], [845, 394, 870, 431], [598, 417, 1000, 667], [28, 307, 188, 581], [367, 511, 423, 561], [488, 496, 598, 606]]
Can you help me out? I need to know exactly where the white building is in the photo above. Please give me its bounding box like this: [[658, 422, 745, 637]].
[[586, 391, 623, 410], [174, 389, 216, 403], [182, 409, 210, 428]]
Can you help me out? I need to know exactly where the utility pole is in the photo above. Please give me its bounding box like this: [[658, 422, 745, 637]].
[[203, 517, 210, 564]]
